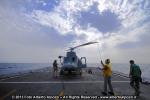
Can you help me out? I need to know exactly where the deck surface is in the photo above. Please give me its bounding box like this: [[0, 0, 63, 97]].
[[0, 67, 150, 100]]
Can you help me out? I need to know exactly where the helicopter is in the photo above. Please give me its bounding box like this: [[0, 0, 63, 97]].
[[58, 41, 98, 75]]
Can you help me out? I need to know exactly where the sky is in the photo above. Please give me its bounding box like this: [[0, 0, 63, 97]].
[[0, 0, 150, 64]]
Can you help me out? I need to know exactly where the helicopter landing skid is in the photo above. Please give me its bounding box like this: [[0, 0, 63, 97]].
[[59, 69, 82, 76]]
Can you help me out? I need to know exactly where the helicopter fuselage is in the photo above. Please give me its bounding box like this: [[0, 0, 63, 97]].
[[59, 51, 86, 75], [58, 41, 98, 75]]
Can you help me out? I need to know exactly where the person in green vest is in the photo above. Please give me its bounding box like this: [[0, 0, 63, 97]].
[[129, 60, 142, 96]]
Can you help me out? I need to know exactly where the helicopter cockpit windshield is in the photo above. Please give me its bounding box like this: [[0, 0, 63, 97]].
[[63, 51, 78, 66]]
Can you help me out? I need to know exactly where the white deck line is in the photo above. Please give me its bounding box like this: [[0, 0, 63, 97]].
[[0, 81, 130, 84]]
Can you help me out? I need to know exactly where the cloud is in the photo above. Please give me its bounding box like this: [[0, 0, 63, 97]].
[[0, 0, 150, 63], [30, 10, 73, 35], [0, 1, 75, 63], [29, 0, 150, 42]]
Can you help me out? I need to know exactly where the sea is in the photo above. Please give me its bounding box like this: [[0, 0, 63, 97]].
[[0, 63, 50, 77], [0, 63, 150, 81]]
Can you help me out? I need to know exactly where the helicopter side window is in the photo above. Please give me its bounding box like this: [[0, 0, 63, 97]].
[[72, 57, 75, 62], [64, 57, 68, 63]]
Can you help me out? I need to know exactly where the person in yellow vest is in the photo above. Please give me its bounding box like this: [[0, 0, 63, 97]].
[[101, 59, 114, 95]]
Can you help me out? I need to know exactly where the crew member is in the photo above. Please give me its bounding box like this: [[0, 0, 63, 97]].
[[53, 60, 58, 78], [101, 59, 114, 95], [129, 60, 142, 96]]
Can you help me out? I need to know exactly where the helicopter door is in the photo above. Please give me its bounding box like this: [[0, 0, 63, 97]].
[[80, 57, 87, 68]]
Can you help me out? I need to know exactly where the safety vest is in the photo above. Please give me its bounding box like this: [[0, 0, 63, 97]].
[[103, 64, 112, 77], [131, 64, 141, 77]]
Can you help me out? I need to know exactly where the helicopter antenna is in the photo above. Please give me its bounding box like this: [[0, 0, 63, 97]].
[[98, 33, 105, 63], [97, 41, 103, 60]]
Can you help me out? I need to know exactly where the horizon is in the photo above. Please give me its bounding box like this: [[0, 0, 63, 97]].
[[0, 62, 150, 65]]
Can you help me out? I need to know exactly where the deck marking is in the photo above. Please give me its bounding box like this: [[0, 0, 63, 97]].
[[59, 90, 64, 96], [0, 89, 16, 100], [0, 81, 130, 84], [59, 90, 64, 100], [55, 90, 64, 100], [114, 92, 122, 100]]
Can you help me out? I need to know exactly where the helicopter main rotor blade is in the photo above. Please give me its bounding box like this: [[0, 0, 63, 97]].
[[72, 41, 98, 49]]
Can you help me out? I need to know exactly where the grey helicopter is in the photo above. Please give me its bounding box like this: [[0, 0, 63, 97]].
[[58, 41, 98, 76]]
